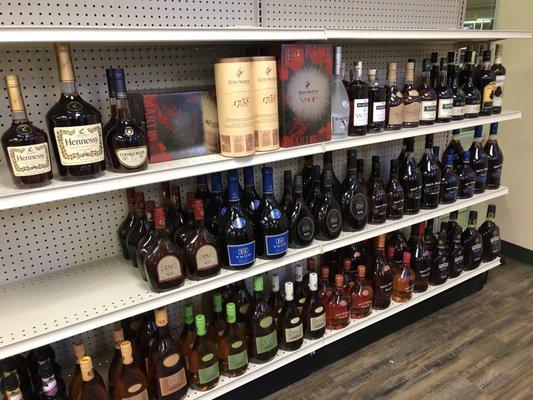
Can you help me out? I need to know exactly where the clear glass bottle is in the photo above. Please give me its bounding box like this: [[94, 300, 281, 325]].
[[331, 46, 350, 138], [348, 61, 369, 136]]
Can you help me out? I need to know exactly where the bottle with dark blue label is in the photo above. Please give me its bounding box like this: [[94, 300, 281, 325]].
[[458, 151, 476, 199], [218, 172, 255, 269], [241, 166, 261, 220], [484, 122, 504, 189], [207, 172, 224, 236], [254, 167, 289, 259], [469, 126, 488, 194], [288, 175, 315, 248], [314, 169, 343, 241], [440, 154, 459, 204]]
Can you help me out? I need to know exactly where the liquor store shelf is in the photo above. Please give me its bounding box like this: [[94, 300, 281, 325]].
[[0, 186, 509, 360], [0, 26, 531, 44], [0, 111, 520, 212]]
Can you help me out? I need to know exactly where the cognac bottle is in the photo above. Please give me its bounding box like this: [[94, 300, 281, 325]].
[[399, 137, 423, 214], [476, 50, 496, 116], [491, 44, 506, 114], [385, 62, 404, 130], [278, 282, 304, 351], [462, 211, 483, 270], [386, 159, 404, 220], [218, 303, 248, 377], [433, 145, 442, 171], [173, 192, 195, 246], [108, 326, 125, 397], [445, 128, 466, 166], [293, 264, 307, 312], [424, 219, 437, 256], [429, 231, 449, 285], [301, 155, 314, 194], [187, 315, 220, 391], [78, 356, 108, 400], [241, 166, 261, 220], [401, 60, 421, 128], [418, 134, 441, 209], [459, 48, 474, 87], [279, 170, 294, 217], [168, 184, 188, 238], [372, 235, 393, 310], [479, 204, 501, 262], [341, 258, 354, 294], [103, 68, 117, 140], [235, 281, 252, 330], [350, 265, 373, 318], [436, 58, 454, 123], [348, 61, 369, 136], [322, 151, 342, 202], [410, 222, 431, 292], [207, 293, 227, 350], [207, 173, 224, 236], [115, 341, 149, 400], [136, 313, 157, 375], [457, 151, 476, 199], [288, 175, 315, 248], [469, 126, 488, 194], [126, 191, 148, 269], [177, 304, 196, 370], [306, 165, 322, 212], [325, 274, 351, 329], [302, 257, 317, 295], [356, 158, 366, 191], [136, 200, 156, 282], [302, 272, 326, 339], [392, 252, 415, 302], [440, 154, 459, 204], [341, 149, 368, 231], [367, 155, 387, 224], [447, 54, 466, 121], [430, 52, 439, 89], [418, 58, 438, 125], [367, 68, 386, 133], [447, 211, 461, 243], [314, 170, 343, 240], [485, 123, 504, 189], [449, 227, 465, 278], [461, 55, 482, 118], [318, 266, 334, 305], [118, 188, 137, 260]]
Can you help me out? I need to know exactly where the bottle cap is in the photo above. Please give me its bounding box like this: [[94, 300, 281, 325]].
[[402, 251, 411, 265], [452, 129, 460, 136], [120, 341, 134, 364], [440, 58, 448, 69], [114, 68, 127, 98], [343, 258, 352, 271], [307, 257, 315, 271], [226, 302, 237, 324], [469, 210, 478, 222], [79, 356, 94, 381], [487, 203, 496, 217], [105, 68, 117, 98], [450, 210, 458, 220], [213, 292, 222, 313], [271, 273, 280, 291], [320, 266, 329, 279], [154, 307, 168, 327], [309, 272, 318, 291], [227, 172, 240, 201], [113, 325, 124, 349], [453, 227, 462, 242], [490, 122, 498, 135], [54, 43, 76, 83], [422, 58, 431, 71], [126, 188, 136, 206], [377, 234, 385, 249], [433, 146, 440, 157], [243, 166, 254, 186], [357, 265, 365, 278], [161, 181, 170, 198], [425, 134, 434, 149], [262, 167, 274, 194], [390, 158, 398, 173], [447, 51, 455, 63], [323, 151, 333, 164], [372, 155, 380, 165], [347, 149, 357, 169], [431, 52, 439, 63], [440, 221, 448, 232], [417, 222, 426, 236], [135, 192, 145, 212], [463, 151, 471, 162], [38, 359, 54, 379], [294, 175, 303, 193], [368, 68, 377, 79], [4, 373, 18, 392], [184, 304, 194, 324], [154, 207, 166, 229], [253, 275, 263, 292], [283, 170, 292, 187], [386, 245, 395, 259], [284, 281, 294, 301], [193, 199, 204, 221], [334, 274, 344, 287], [357, 159, 364, 171], [211, 172, 222, 193], [482, 49, 491, 62], [195, 314, 206, 336], [323, 170, 333, 188], [474, 125, 483, 138], [295, 264, 303, 281]]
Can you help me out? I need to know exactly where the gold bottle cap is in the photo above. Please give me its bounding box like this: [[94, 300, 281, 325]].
[[120, 341, 134, 365], [73, 340, 86, 363], [387, 63, 397, 81], [54, 43, 76, 83], [79, 356, 95, 382], [113, 325, 125, 349], [4, 75, 25, 113], [405, 62, 415, 82], [154, 307, 168, 327]]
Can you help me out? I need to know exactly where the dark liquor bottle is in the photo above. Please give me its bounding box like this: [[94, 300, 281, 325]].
[[441, 129, 464, 173], [126, 192, 148, 269], [401, 60, 421, 128], [2, 356, 33, 400], [187, 315, 220, 391], [224, 169, 243, 202], [491, 44, 506, 114], [195, 174, 212, 219], [392, 252, 415, 302], [418, 134, 441, 209], [462, 211, 483, 270], [173, 191, 199, 245], [479, 204, 501, 262], [28, 345, 61, 393], [459, 48, 474, 87], [397, 139, 407, 166], [108, 326, 125, 397], [106, 69, 148, 173], [277, 282, 304, 351], [279, 170, 294, 216], [399, 138, 423, 214], [218, 303, 248, 377], [306, 165, 322, 212], [349, 265, 372, 318], [135, 313, 157, 375], [367, 155, 387, 224], [118, 188, 137, 260], [235, 281, 252, 329], [183, 199, 221, 280], [288, 175, 315, 248], [341, 149, 368, 231], [314, 170, 343, 240], [367, 68, 386, 133], [208, 292, 228, 351], [3, 373, 25, 400], [115, 341, 149, 400], [254, 167, 289, 259], [241, 166, 261, 220], [436, 58, 454, 123], [429, 52, 440, 89], [348, 61, 369, 136], [218, 172, 255, 269], [461, 53, 482, 118], [372, 234, 393, 310], [267, 273, 284, 323], [46, 43, 106, 179], [102, 68, 117, 139], [410, 222, 431, 292], [469, 126, 488, 194], [424, 219, 437, 256], [207, 173, 224, 236], [325, 274, 351, 329], [385, 62, 404, 130], [38, 360, 69, 400], [476, 50, 496, 116], [418, 58, 438, 125], [136, 200, 156, 282], [160, 182, 173, 236], [144, 207, 187, 292], [447, 211, 461, 243], [433, 146, 442, 171], [439, 154, 459, 205], [301, 155, 314, 194], [77, 357, 108, 400], [318, 266, 334, 304], [386, 159, 404, 220], [457, 151, 476, 199], [302, 272, 326, 339], [177, 304, 196, 368], [447, 55, 466, 121], [485, 123, 504, 189], [322, 151, 342, 202], [147, 307, 188, 400], [2, 74, 53, 188], [449, 227, 465, 278], [302, 257, 317, 294], [245, 276, 278, 363], [430, 231, 449, 285], [293, 264, 307, 312], [388, 229, 408, 264]]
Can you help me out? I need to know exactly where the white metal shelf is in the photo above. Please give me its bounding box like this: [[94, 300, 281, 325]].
[[0, 186, 508, 359], [0, 111, 520, 212], [0, 27, 531, 44]]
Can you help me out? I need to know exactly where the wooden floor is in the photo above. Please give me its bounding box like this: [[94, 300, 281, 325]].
[[264, 259, 533, 400]]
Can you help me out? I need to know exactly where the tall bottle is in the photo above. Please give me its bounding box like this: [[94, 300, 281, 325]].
[[448, 54, 466, 121], [277, 282, 304, 351], [208, 293, 227, 351], [461, 55, 482, 118], [349, 265, 372, 318], [392, 252, 415, 302], [115, 341, 149, 400], [435, 58, 454, 123], [449, 227, 465, 278], [485, 123, 504, 189], [447, 211, 461, 243], [288, 175, 315, 248], [195, 175, 212, 219], [302, 272, 326, 339], [322, 151, 342, 202], [367, 155, 387, 224], [442, 129, 464, 173], [207, 173, 224, 236], [301, 155, 314, 195], [77, 357, 108, 400], [2, 74, 53, 188], [418, 134, 441, 209], [399, 137, 423, 214], [306, 165, 322, 212], [177, 304, 196, 368], [476, 49, 496, 116], [46, 43, 106, 179], [126, 192, 148, 269], [372, 235, 393, 309], [430, 52, 440, 89], [136, 200, 156, 282], [340, 149, 368, 231], [314, 170, 343, 240], [469, 126, 488, 194], [108, 326, 125, 397], [410, 222, 431, 292], [386, 159, 404, 220], [267, 273, 284, 323], [218, 303, 248, 377], [401, 60, 421, 128], [491, 44, 506, 114], [385, 62, 404, 130], [424, 219, 438, 256], [103, 68, 118, 138], [418, 58, 438, 125], [457, 151, 476, 199], [279, 170, 294, 217], [331, 46, 350, 138], [367, 68, 386, 133], [241, 166, 261, 220], [348, 61, 369, 136], [136, 313, 157, 376], [479, 204, 501, 262], [118, 188, 137, 260], [187, 315, 220, 391], [462, 211, 483, 270], [459, 48, 474, 87], [429, 231, 449, 285], [235, 281, 252, 329]]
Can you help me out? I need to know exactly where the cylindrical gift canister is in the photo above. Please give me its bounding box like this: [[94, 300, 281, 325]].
[[214, 57, 255, 157], [250, 56, 279, 152]]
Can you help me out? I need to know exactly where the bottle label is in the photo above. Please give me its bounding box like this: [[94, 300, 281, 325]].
[[198, 362, 220, 384], [8, 393, 23, 400], [389, 198, 404, 213], [195, 245, 219, 271], [482, 82, 496, 108], [158, 368, 187, 396], [453, 254, 464, 273], [420, 100, 437, 121], [326, 209, 342, 234], [227, 348, 248, 371], [372, 101, 386, 122], [123, 388, 149, 400], [407, 186, 422, 200], [472, 242, 483, 262], [265, 231, 288, 256], [493, 75, 505, 107], [443, 185, 458, 202], [255, 329, 277, 354], [227, 241, 255, 266], [373, 202, 387, 218], [415, 262, 430, 279], [116, 146, 148, 169], [310, 311, 326, 331], [296, 216, 315, 242], [438, 260, 449, 273], [53, 123, 105, 166], [270, 209, 281, 220], [156, 255, 182, 283], [285, 323, 303, 343], [490, 235, 501, 255], [349, 193, 368, 221], [388, 104, 404, 125], [462, 181, 475, 196], [353, 98, 369, 126], [474, 167, 487, 186], [403, 102, 421, 123], [163, 353, 180, 368], [437, 99, 453, 119], [375, 280, 392, 295], [7, 143, 52, 177], [452, 104, 465, 117], [332, 115, 349, 135], [489, 163, 503, 180], [465, 103, 480, 114], [42, 377, 58, 396]]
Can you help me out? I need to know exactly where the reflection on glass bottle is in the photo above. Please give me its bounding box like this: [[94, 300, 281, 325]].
[[485, 123, 504, 189]]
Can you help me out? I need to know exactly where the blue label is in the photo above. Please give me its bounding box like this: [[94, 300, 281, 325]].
[[232, 217, 246, 229], [476, 173, 487, 184], [220, 207, 227, 216], [265, 231, 288, 256], [227, 241, 255, 266], [270, 209, 281, 220], [251, 199, 260, 210]]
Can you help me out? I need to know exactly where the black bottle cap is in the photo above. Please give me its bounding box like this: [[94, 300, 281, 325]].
[[447, 51, 455, 63], [405, 137, 415, 152], [482, 49, 492, 62], [490, 122, 498, 135], [283, 170, 292, 187], [452, 129, 460, 136], [323, 170, 333, 188], [356, 158, 364, 171], [197, 174, 207, 185], [4, 373, 18, 392], [464, 49, 473, 64], [105, 68, 116, 97], [469, 210, 478, 221], [294, 175, 303, 193], [453, 226, 462, 242], [323, 151, 333, 164], [114, 68, 127, 98], [440, 221, 448, 232], [426, 219, 434, 231], [312, 165, 321, 182], [425, 134, 434, 149], [347, 149, 357, 169], [440, 57, 448, 70], [38, 359, 54, 379], [408, 58, 416, 64], [487, 203, 496, 217], [371, 155, 380, 165], [390, 159, 398, 173], [450, 210, 459, 220], [35, 346, 51, 362], [431, 52, 439, 63], [474, 125, 483, 138], [2, 357, 16, 372], [437, 231, 447, 246]]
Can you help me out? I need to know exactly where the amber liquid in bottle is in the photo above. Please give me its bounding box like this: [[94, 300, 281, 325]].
[[108, 325, 125, 397], [401, 61, 421, 128], [207, 292, 227, 351], [325, 274, 352, 329], [187, 314, 220, 391], [115, 341, 149, 400], [385, 62, 404, 130], [69, 341, 105, 399], [277, 282, 304, 351], [218, 303, 249, 377], [392, 251, 415, 302], [177, 304, 196, 370], [78, 356, 108, 400], [350, 265, 373, 318], [302, 272, 326, 339], [372, 235, 393, 310]]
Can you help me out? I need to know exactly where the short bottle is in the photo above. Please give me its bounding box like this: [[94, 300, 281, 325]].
[[350, 265, 373, 318], [478, 204, 501, 262], [435, 57, 454, 123], [418, 134, 441, 209], [278, 282, 304, 351], [440, 154, 459, 204], [325, 274, 352, 329], [314, 169, 343, 240], [367, 68, 386, 132], [449, 227, 465, 278], [302, 272, 326, 339], [218, 303, 249, 377], [288, 175, 315, 248], [461, 211, 483, 270], [469, 126, 488, 194], [78, 356, 108, 400], [367, 155, 388, 224], [457, 151, 476, 199], [340, 149, 369, 231], [485, 122, 504, 189], [187, 314, 220, 391], [115, 341, 149, 400], [401, 60, 421, 128], [348, 60, 369, 136], [392, 252, 415, 302], [430, 231, 449, 285], [418, 58, 438, 125], [385, 62, 404, 130]]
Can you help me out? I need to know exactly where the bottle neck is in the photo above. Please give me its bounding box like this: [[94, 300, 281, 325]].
[[440, 69, 447, 84], [116, 96, 132, 120], [422, 70, 431, 84], [12, 110, 28, 123], [194, 216, 205, 228], [483, 60, 491, 70], [60, 81, 77, 95]]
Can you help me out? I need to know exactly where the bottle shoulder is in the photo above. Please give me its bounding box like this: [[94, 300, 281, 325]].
[[2, 121, 50, 146]]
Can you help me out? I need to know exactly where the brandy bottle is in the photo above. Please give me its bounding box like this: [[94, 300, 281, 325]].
[[449, 227, 465, 278], [3, 373, 26, 400], [302, 272, 326, 339], [322, 151, 342, 202], [476, 50, 496, 116], [118, 188, 137, 260], [429, 231, 449, 285], [442, 129, 464, 173], [418, 134, 441, 209], [367, 155, 387, 224], [103, 68, 118, 141], [241, 166, 261, 220], [195, 174, 212, 220], [177, 304, 196, 370], [430, 52, 440, 89], [356, 158, 366, 191], [207, 173, 224, 236], [318, 266, 334, 305], [301, 155, 314, 194], [469, 126, 488, 194], [367, 68, 386, 133], [235, 281, 252, 329], [108, 325, 125, 397], [433, 145, 442, 171], [348, 61, 369, 136], [461, 58, 482, 118], [302, 258, 317, 295], [392, 251, 415, 302], [386, 159, 404, 220], [279, 170, 294, 217], [424, 219, 437, 256], [418, 58, 438, 125], [491, 44, 506, 114], [136, 313, 157, 375], [459, 48, 474, 87], [440, 154, 459, 204], [267, 273, 284, 323], [38, 360, 69, 400], [46, 43, 106, 179], [2, 355, 34, 400], [293, 264, 307, 312], [462, 211, 483, 270], [173, 192, 195, 247], [314, 170, 343, 240], [436, 58, 454, 123], [288, 175, 315, 248], [245, 276, 278, 363], [218, 302, 249, 377], [447, 54, 466, 121], [341, 258, 355, 294], [341, 149, 369, 231], [136, 200, 156, 281], [457, 151, 476, 199], [165, 184, 187, 238], [115, 341, 149, 400], [187, 315, 220, 391], [385, 62, 404, 130], [401, 60, 421, 128], [478, 204, 501, 262], [144, 207, 187, 292], [306, 165, 323, 212], [485, 123, 504, 189], [278, 282, 304, 351], [78, 356, 108, 400], [399, 137, 423, 214], [410, 222, 431, 292], [208, 292, 227, 351], [2, 74, 53, 188], [126, 191, 148, 269], [447, 211, 461, 243], [350, 265, 373, 318], [325, 274, 351, 329], [372, 234, 393, 310]]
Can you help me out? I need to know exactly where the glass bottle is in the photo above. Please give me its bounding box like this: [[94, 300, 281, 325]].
[[187, 315, 220, 391], [397, 138, 407, 166], [356, 158, 366, 191], [267, 273, 284, 323], [136, 200, 156, 282], [4, 373, 26, 400], [399, 137, 423, 214], [235, 281, 252, 330], [67, 341, 87, 399], [385, 62, 404, 130], [447, 211, 461, 244], [331, 46, 350, 138], [401, 60, 421, 128], [458, 151, 476, 199], [322, 151, 342, 203], [318, 266, 334, 305], [441, 129, 464, 173], [195, 174, 212, 219], [105, 68, 148, 173], [2, 356, 33, 400], [77, 357, 108, 400], [447, 54, 466, 121], [135, 313, 157, 375], [429, 52, 440, 89], [350, 265, 373, 318], [144, 207, 187, 292], [340, 258, 354, 294], [459, 48, 474, 87], [293, 264, 307, 312], [389, 230, 408, 265], [169, 185, 188, 236], [424, 219, 437, 256], [279, 170, 294, 217], [219, 171, 256, 269], [245, 275, 278, 363], [118, 188, 137, 260], [325, 274, 352, 329], [462, 65, 482, 118], [207, 173, 224, 236], [46, 43, 106, 179], [367, 68, 386, 133], [491, 44, 506, 114], [418, 134, 441, 209], [108, 325, 125, 397], [461, 211, 483, 270], [430, 231, 449, 285], [301, 155, 314, 195], [173, 192, 195, 246], [449, 227, 465, 278], [103, 68, 118, 140], [372, 234, 393, 309], [147, 307, 187, 400], [348, 60, 369, 136], [410, 222, 431, 292], [302, 272, 326, 339], [433, 146, 442, 171], [436, 58, 454, 123], [392, 251, 415, 302], [208, 293, 227, 351], [177, 304, 196, 369], [341, 149, 369, 231], [126, 191, 148, 269], [302, 258, 317, 295], [476, 49, 496, 116], [440, 154, 459, 204], [418, 58, 438, 125], [277, 282, 304, 351], [241, 166, 261, 220], [469, 126, 488, 194], [479, 204, 501, 262], [288, 175, 315, 248], [367, 155, 387, 224], [38, 360, 69, 400], [2, 74, 53, 188], [484, 122, 504, 189], [115, 341, 149, 400], [306, 165, 322, 212], [218, 302, 248, 377], [314, 169, 343, 240]]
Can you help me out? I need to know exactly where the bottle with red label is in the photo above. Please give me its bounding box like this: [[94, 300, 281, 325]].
[[325, 274, 352, 329], [350, 265, 373, 318], [372, 234, 393, 309]]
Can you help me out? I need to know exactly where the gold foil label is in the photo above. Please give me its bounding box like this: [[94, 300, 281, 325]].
[[116, 146, 148, 169], [53, 123, 104, 166], [162, 354, 180, 368], [7, 143, 51, 177], [482, 82, 496, 107]]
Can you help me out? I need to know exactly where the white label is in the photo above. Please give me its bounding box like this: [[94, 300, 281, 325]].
[[420, 100, 437, 121], [372, 101, 386, 122], [331, 115, 348, 135], [465, 103, 480, 114], [7, 143, 51, 177], [452, 105, 465, 117], [123, 388, 149, 400], [438, 99, 453, 118], [353, 98, 369, 126], [284, 323, 303, 343], [53, 123, 104, 166], [310, 312, 326, 331], [157, 255, 182, 283], [493, 75, 506, 107], [195, 245, 219, 271], [116, 146, 147, 169]]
